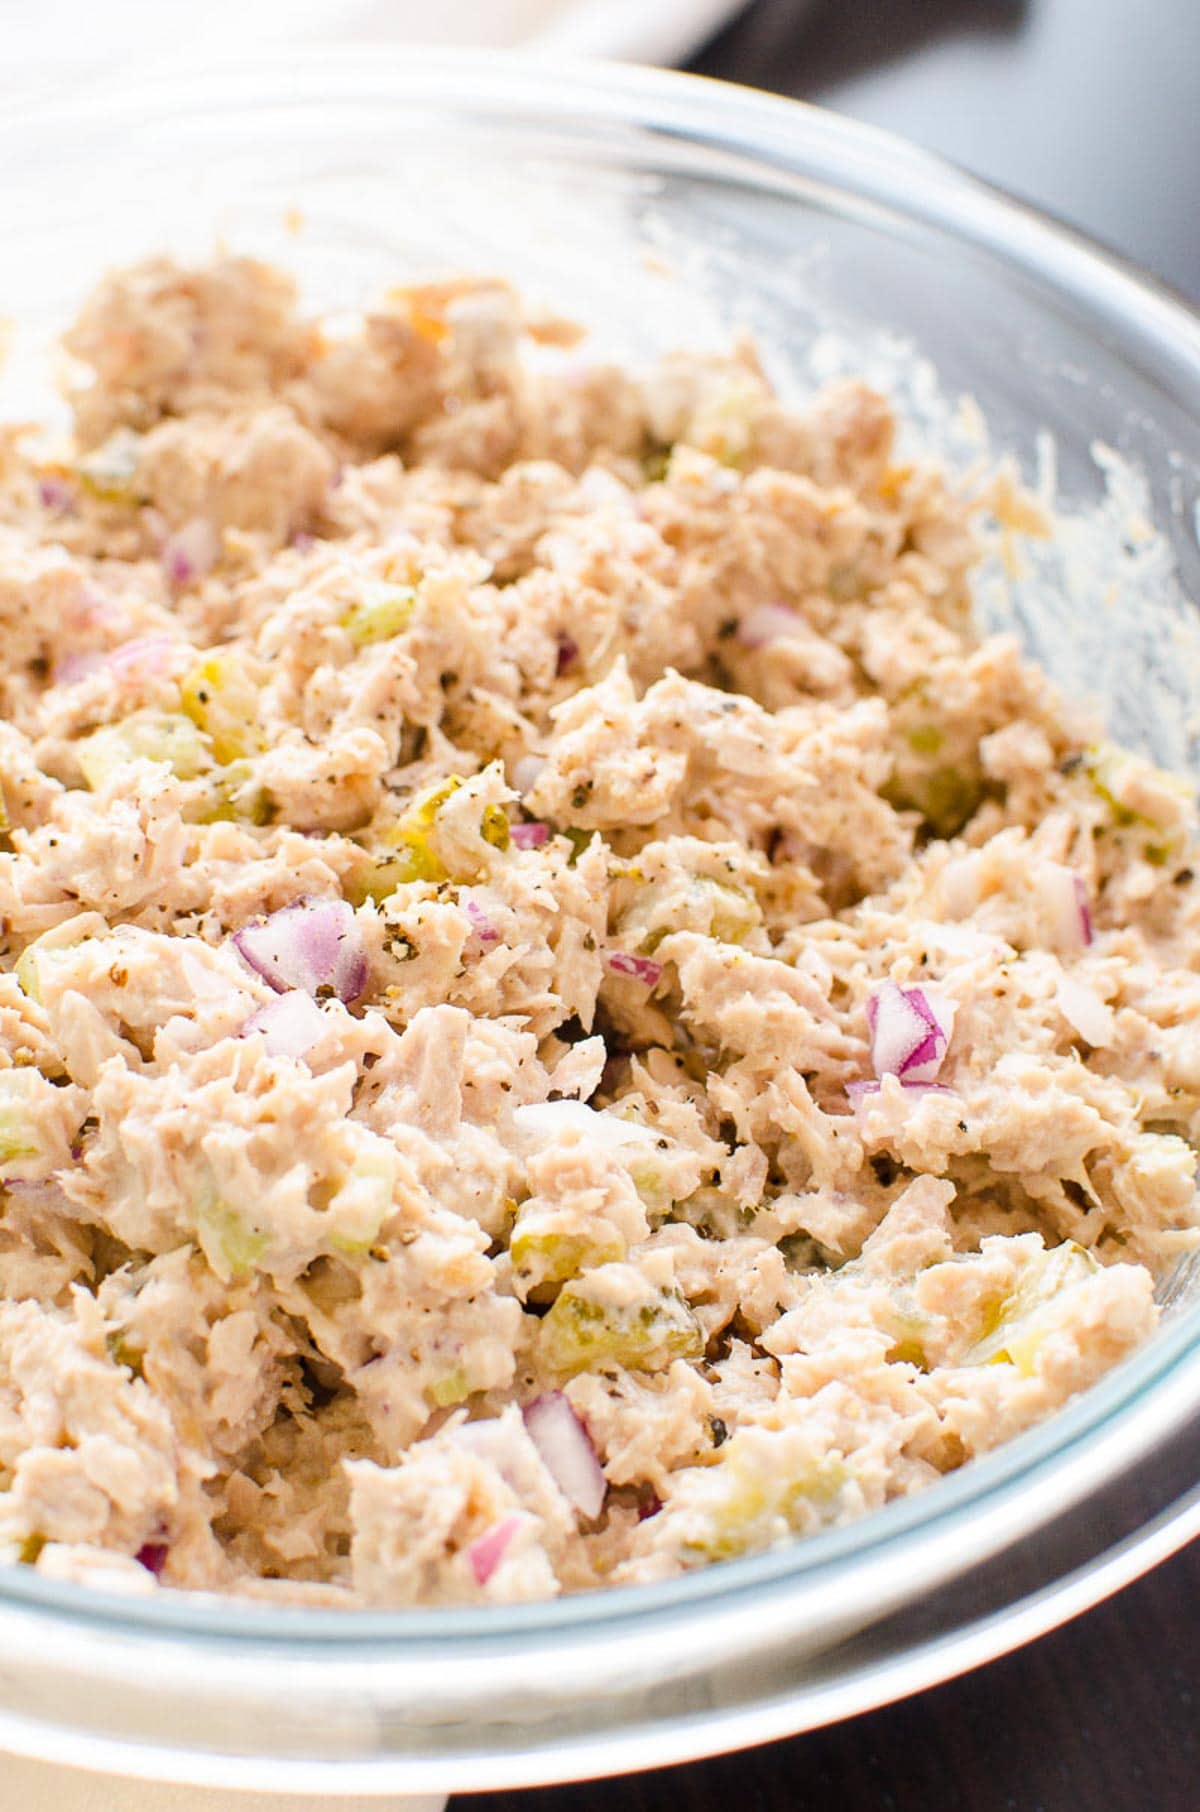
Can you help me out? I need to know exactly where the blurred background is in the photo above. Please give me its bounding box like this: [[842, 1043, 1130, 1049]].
[[6, 0, 1199, 297]]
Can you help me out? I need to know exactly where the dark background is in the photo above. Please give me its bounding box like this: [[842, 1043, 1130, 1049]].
[[466, 5, 1200, 1809]]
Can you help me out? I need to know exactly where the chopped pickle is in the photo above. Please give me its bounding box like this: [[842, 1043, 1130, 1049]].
[[78, 712, 212, 789], [538, 1270, 704, 1376], [681, 1433, 851, 1563], [180, 651, 266, 764], [510, 1210, 625, 1295], [190, 760, 274, 827], [480, 804, 511, 852], [106, 1331, 146, 1379]]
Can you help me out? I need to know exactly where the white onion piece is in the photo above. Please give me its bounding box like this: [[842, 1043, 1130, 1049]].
[[737, 603, 804, 649], [523, 1392, 606, 1520], [233, 899, 368, 1002], [512, 757, 546, 797], [513, 1099, 658, 1151], [1057, 973, 1114, 1048], [242, 990, 327, 1058], [466, 1513, 522, 1586], [606, 950, 664, 988], [867, 981, 955, 1083], [162, 519, 219, 587]]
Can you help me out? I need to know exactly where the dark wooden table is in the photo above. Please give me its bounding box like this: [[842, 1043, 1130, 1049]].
[[464, 6, 1200, 1807]]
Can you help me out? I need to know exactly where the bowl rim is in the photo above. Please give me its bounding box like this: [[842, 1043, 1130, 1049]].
[[2, 39, 1199, 1670]]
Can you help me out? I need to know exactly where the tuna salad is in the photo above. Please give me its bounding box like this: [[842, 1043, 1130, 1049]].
[[0, 255, 1194, 1607]]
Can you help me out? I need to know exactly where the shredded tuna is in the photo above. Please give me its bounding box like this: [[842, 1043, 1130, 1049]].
[[0, 252, 1190, 1608]]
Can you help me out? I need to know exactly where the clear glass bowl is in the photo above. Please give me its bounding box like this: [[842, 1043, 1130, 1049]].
[[2, 47, 1200, 1798]]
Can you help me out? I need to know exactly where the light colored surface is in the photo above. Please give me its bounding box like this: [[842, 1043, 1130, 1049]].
[[2, 0, 750, 85], [1, 1758, 445, 1812]]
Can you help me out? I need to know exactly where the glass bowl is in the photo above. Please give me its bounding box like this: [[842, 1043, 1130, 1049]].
[[2, 47, 1200, 1801]]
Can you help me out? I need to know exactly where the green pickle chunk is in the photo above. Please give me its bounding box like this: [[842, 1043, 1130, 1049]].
[[538, 1268, 704, 1376]]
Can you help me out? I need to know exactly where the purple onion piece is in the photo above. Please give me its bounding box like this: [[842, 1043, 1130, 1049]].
[[510, 821, 550, 850], [233, 899, 369, 1003], [522, 1392, 607, 1519], [135, 1543, 168, 1578], [606, 950, 664, 988], [1075, 875, 1095, 946], [736, 603, 804, 650], [555, 635, 580, 676], [39, 476, 74, 513], [466, 1514, 521, 1586], [465, 899, 502, 946]]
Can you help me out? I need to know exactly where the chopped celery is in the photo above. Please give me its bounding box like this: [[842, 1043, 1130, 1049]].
[[340, 583, 418, 648], [427, 1367, 471, 1409], [538, 1271, 703, 1376], [78, 429, 143, 503], [326, 1148, 397, 1257], [78, 712, 212, 789], [180, 652, 266, 764], [195, 1189, 269, 1282], [905, 724, 944, 756], [1084, 743, 1191, 857], [0, 1070, 53, 1169], [965, 1240, 1097, 1376]]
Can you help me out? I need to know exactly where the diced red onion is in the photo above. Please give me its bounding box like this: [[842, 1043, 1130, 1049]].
[[522, 1391, 607, 1520], [242, 990, 327, 1058], [465, 898, 501, 946], [108, 634, 180, 679], [162, 519, 219, 588], [1075, 876, 1094, 946], [511, 820, 550, 850], [53, 651, 105, 685], [606, 950, 664, 988], [637, 1489, 663, 1522], [290, 530, 316, 553], [135, 1543, 168, 1578], [233, 898, 368, 1002], [555, 634, 580, 676], [55, 633, 179, 687], [39, 476, 74, 513], [466, 1513, 522, 1586], [737, 603, 804, 650], [1044, 863, 1093, 952], [867, 981, 954, 1083]]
